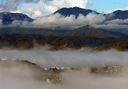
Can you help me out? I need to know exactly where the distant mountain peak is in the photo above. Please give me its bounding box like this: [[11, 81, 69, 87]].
[[108, 10, 128, 20], [66, 7, 87, 10], [114, 9, 128, 12], [54, 7, 99, 18], [0, 12, 33, 25], [54, 7, 128, 21], [63, 25, 128, 38]]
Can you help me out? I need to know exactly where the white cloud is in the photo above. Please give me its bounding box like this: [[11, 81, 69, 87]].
[[84, 13, 105, 24], [117, 7, 128, 11], [5, 12, 105, 29], [94, 24, 128, 30], [105, 19, 128, 24], [17, 0, 58, 18], [1, 0, 92, 18], [31, 11, 43, 18], [51, 0, 90, 9], [1, 12, 105, 29], [93, 19, 128, 30], [2, 7, 128, 30], [10, 10, 22, 13], [0, 19, 3, 27], [2, 0, 17, 12]]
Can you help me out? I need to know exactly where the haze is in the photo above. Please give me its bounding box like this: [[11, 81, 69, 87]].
[[0, 48, 128, 89]]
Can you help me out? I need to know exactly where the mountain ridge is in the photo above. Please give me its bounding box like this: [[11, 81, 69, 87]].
[[0, 12, 33, 25], [54, 7, 99, 18], [62, 25, 128, 38], [108, 10, 128, 20], [54, 7, 128, 20], [0, 25, 128, 38], [1, 7, 128, 25]]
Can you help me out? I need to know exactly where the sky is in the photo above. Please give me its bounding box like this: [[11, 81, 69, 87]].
[[90, 0, 128, 13], [0, 0, 128, 18]]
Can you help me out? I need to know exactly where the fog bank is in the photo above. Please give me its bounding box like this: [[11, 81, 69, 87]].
[[0, 49, 128, 89]]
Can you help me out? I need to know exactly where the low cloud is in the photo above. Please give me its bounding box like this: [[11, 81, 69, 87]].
[[0, 48, 128, 89], [94, 24, 128, 30], [4, 12, 105, 29], [105, 19, 128, 24], [1, 11, 128, 30], [93, 19, 128, 30], [0, 48, 123, 68]]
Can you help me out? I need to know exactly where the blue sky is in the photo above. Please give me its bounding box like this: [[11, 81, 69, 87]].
[[89, 0, 128, 12]]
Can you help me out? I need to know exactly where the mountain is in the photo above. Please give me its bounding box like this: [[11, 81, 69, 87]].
[[54, 7, 99, 18], [108, 10, 128, 20], [93, 40, 128, 51], [0, 33, 128, 49], [0, 34, 87, 49], [1, 7, 128, 26], [105, 29, 128, 35], [0, 12, 33, 25], [63, 25, 128, 38], [54, 7, 128, 20], [1, 7, 128, 50], [1, 25, 128, 38], [0, 27, 69, 36]]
